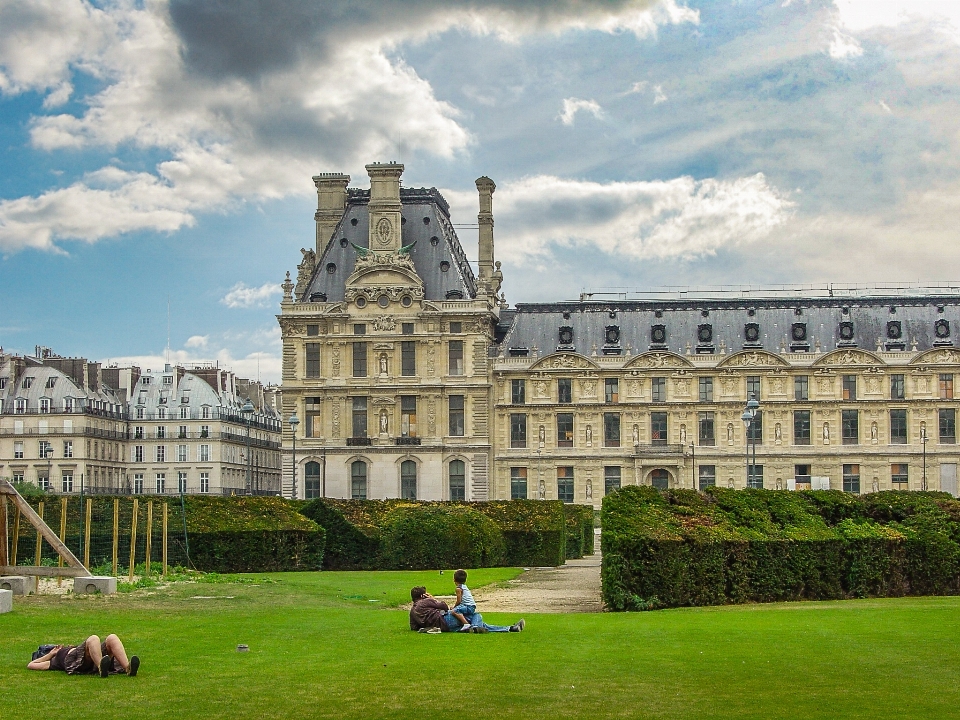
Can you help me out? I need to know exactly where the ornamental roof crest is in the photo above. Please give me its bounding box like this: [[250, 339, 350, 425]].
[[529, 352, 599, 371], [813, 348, 885, 367], [910, 348, 960, 366], [624, 351, 693, 370], [717, 350, 788, 368]]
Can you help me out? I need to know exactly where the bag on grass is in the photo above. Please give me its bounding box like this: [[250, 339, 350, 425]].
[[32, 645, 57, 661]]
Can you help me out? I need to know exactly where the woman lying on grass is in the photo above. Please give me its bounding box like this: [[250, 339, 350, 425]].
[[28, 634, 140, 677]]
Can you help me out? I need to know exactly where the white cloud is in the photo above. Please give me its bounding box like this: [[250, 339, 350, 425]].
[[220, 282, 283, 309], [828, 26, 864, 59], [446, 172, 793, 264], [0, 0, 697, 253], [185, 335, 209, 348], [653, 84, 668, 104], [558, 98, 604, 125], [835, 1, 960, 35]]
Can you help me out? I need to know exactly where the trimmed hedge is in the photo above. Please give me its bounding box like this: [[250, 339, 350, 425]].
[[380, 505, 506, 570], [564, 504, 595, 559], [300, 498, 566, 570], [602, 486, 960, 611]]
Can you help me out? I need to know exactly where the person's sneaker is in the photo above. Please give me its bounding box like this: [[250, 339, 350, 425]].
[[418, 628, 429, 633], [99, 655, 113, 678], [128, 656, 140, 677], [510, 618, 526, 632], [426, 627, 442, 634], [458, 624, 472, 632], [470, 626, 489, 634]]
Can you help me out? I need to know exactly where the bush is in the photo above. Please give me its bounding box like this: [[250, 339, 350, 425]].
[[602, 486, 960, 611], [564, 503, 595, 559], [379, 505, 506, 570], [300, 499, 379, 570]]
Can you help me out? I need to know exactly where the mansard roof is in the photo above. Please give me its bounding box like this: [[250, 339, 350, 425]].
[[301, 187, 476, 303], [497, 295, 960, 357]]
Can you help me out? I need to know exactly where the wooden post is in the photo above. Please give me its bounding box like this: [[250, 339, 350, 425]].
[[112, 498, 119, 576], [35, 501, 44, 566], [128, 498, 138, 582], [83, 499, 92, 570], [145, 501, 153, 577], [11, 505, 20, 566], [162, 503, 168, 577], [0, 496, 8, 568], [57, 497, 67, 587]]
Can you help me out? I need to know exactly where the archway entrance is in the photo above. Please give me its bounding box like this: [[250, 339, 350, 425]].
[[650, 469, 670, 490]]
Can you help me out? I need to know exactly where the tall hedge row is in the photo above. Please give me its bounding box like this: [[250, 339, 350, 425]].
[[300, 499, 566, 570], [563, 503, 596, 559], [602, 486, 960, 611]]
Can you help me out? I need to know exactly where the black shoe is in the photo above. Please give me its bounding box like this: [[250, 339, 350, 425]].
[[510, 618, 526, 632], [470, 626, 489, 633], [99, 655, 112, 678], [128, 656, 140, 677]]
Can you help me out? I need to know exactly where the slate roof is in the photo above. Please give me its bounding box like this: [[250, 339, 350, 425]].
[[301, 187, 477, 303], [497, 296, 960, 357]]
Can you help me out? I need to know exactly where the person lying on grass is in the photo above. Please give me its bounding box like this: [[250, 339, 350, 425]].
[[409, 586, 525, 634], [27, 634, 140, 677]]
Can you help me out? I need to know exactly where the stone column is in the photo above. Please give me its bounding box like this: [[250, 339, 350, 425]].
[[476, 176, 497, 294], [313, 173, 350, 254], [366, 162, 404, 253]]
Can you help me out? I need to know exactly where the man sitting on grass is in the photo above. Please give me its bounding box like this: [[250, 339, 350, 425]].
[[409, 586, 524, 634], [28, 634, 140, 677]]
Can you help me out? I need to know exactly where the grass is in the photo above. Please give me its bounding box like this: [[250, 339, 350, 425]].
[[3, 568, 960, 719]]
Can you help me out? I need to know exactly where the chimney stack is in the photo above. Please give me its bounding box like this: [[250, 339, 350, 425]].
[[313, 173, 351, 254], [366, 162, 404, 253], [476, 176, 496, 293]]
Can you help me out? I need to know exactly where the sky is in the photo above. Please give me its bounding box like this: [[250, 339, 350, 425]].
[[2, 0, 960, 383]]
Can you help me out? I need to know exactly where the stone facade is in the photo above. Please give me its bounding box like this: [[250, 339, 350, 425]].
[[279, 163, 960, 506]]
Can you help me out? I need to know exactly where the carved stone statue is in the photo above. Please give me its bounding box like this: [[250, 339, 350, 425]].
[[679, 424, 686, 444], [775, 423, 782, 443], [538, 478, 545, 500], [294, 248, 316, 300], [586, 425, 593, 446], [823, 422, 830, 444], [539, 425, 546, 446], [379, 409, 389, 435], [871, 421, 879, 443], [379, 354, 389, 376], [633, 424, 640, 446], [585, 481, 593, 500], [727, 423, 734, 444]]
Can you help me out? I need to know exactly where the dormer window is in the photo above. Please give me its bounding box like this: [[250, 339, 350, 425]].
[[838, 321, 856, 347], [40, 398, 50, 414], [935, 319, 952, 346], [64, 397, 74, 413], [558, 326, 574, 349], [744, 323, 761, 347], [46, 377, 57, 389], [163, 376, 173, 385], [696, 324, 715, 353], [142, 377, 151, 385], [22, 377, 33, 389]]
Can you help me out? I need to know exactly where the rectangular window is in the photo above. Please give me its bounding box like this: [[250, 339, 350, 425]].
[[558, 378, 572, 404], [177, 444, 187, 462], [795, 375, 809, 401], [604, 466, 622, 495], [448, 341, 464, 376], [891, 374, 905, 400], [890, 409, 907, 444], [699, 377, 714, 403], [39, 398, 50, 414], [401, 341, 416, 376], [892, 463, 909, 486], [510, 413, 527, 448], [604, 413, 621, 447], [698, 465, 716, 491], [14, 441, 23, 459], [306, 343, 321, 378], [157, 426, 166, 439], [795, 465, 811, 488], [794, 410, 811, 445], [449, 461, 466, 501], [306, 324, 319, 336], [605, 378, 619, 404], [15, 398, 26, 414], [178, 425, 188, 438], [652, 377, 666, 403], [178, 471, 188, 494], [352, 342, 368, 377], [156, 445, 166, 462], [448, 395, 465, 436], [651, 412, 668, 445], [747, 411, 763, 443], [557, 466, 574, 503], [199, 444, 211, 462], [305, 397, 322, 438], [200, 472, 210, 494], [401, 396, 417, 438], [179, 407, 189, 419], [351, 462, 367, 500], [135, 445, 144, 463], [940, 409, 956, 444], [11, 473, 23, 484], [941, 374, 954, 400], [842, 410, 859, 445], [135, 426, 144, 439], [354, 324, 366, 335], [747, 464, 764, 489], [843, 463, 861, 494], [37, 474, 49, 491], [61, 473, 73, 493], [402, 322, 414, 335], [156, 473, 166, 494], [557, 413, 574, 447], [352, 397, 368, 438], [842, 375, 857, 400], [510, 467, 528, 500], [746, 376, 761, 401], [65, 397, 74, 413], [511, 379, 525, 405], [698, 412, 715, 446], [449, 322, 462, 334], [134, 474, 144, 494]]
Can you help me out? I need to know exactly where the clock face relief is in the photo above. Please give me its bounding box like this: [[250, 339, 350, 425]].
[[376, 217, 392, 246]]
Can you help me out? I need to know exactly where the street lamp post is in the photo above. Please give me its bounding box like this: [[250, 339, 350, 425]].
[[690, 443, 696, 491], [921, 425, 928, 491], [288, 413, 300, 500], [241, 399, 254, 495], [45, 444, 53, 492], [741, 394, 760, 488]]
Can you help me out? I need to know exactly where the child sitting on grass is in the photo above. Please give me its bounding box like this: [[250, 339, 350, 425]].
[[450, 569, 477, 632]]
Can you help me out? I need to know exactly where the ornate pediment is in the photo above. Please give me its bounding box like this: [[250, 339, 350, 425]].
[[911, 348, 960, 366], [717, 350, 789, 368], [813, 348, 885, 367], [344, 250, 424, 307], [529, 352, 599, 371], [624, 351, 693, 371]]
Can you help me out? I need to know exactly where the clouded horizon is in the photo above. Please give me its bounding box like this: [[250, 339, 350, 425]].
[[2, 0, 959, 382]]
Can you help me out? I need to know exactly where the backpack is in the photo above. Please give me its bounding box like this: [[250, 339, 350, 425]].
[[31, 645, 57, 661]]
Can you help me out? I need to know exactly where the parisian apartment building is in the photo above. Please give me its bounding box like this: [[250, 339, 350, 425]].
[[278, 162, 960, 507], [0, 348, 282, 496]]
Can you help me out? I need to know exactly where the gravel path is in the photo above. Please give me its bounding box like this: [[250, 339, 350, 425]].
[[473, 530, 603, 614]]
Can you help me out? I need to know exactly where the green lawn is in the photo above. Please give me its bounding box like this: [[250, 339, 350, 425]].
[[3, 569, 960, 719]]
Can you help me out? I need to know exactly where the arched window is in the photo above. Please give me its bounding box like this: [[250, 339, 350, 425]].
[[401, 460, 417, 500], [351, 461, 367, 500], [651, 469, 669, 490], [449, 460, 465, 501], [305, 461, 321, 499]]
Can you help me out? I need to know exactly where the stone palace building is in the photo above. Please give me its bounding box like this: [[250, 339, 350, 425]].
[[278, 163, 960, 506]]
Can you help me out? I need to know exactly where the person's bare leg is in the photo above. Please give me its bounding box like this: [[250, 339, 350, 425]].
[[103, 634, 130, 672], [85, 635, 103, 667]]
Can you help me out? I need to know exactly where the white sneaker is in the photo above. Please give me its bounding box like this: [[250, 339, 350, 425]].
[[458, 624, 472, 632], [426, 627, 442, 634]]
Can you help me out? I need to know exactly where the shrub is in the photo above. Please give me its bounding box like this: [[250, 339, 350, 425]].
[[300, 499, 379, 570], [564, 503, 595, 559], [379, 505, 506, 570]]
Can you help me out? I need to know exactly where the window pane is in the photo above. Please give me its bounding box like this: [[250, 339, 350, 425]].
[[794, 375, 809, 401], [604, 466, 621, 495], [698, 465, 716, 491], [698, 412, 715, 446], [605, 378, 619, 403], [794, 410, 811, 445], [652, 377, 666, 403], [941, 374, 954, 400], [401, 341, 417, 376], [746, 376, 761, 400], [401, 460, 417, 500], [940, 409, 956, 443], [401, 396, 417, 437], [890, 374, 905, 400], [558, 378, 572, 404], [603, 413, 620, 447], [350, 461, 366, 500], [842, 375, 857, 400], [651, 412, 668, 445], [890, 409, 907, 444], [842, 410, 859, 445], [352, 397, 368, 438], [651, 469, 669, 490], [353, 342, 367, 377], [510, 467, 528, 499], [510, 414, 527, 448], [305, 461, 322, 499], [557, 413, 574, 448], [449, 460, 466, 501], [699, 377, 714, 403], [306, 343, 321, 378], [557, 466, 574, 503], [511, 379, 525, 404], [448, 341, 464, 376], [747, 465, 763, 489], [449, 395, 465, 437], [843, 463, 861, 494]]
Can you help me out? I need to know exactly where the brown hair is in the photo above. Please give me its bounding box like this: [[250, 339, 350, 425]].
[[411, 586, 427, 602], [453, 569, 467, 584]]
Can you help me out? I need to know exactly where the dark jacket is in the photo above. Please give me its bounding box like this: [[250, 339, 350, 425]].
[[410, 597, 450, 631]]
